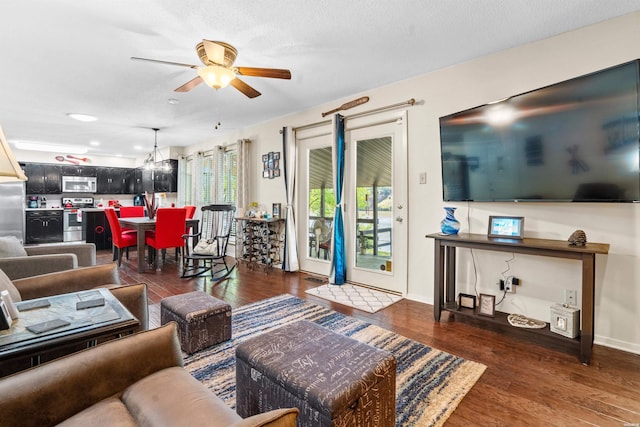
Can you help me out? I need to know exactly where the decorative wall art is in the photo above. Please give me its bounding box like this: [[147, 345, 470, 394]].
[[262, 151, 281, 179]]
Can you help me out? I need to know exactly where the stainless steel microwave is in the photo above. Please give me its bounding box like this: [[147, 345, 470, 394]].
[[62, 176, 97, 193]]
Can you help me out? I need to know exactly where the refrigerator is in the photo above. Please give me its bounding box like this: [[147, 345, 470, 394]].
[[0, 182, 26, 243]]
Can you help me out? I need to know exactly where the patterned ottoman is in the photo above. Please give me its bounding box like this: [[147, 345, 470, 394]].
[[160, 291, 231, 354], [236, 320, 396, 427]]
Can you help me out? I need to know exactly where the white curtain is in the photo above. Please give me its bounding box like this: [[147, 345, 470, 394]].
[[194, 151, 206, 210], [213, 146, 224, 203], [177, 155, 187, 207], [236, 139, 250, 212], [282, 127, 299, 271]]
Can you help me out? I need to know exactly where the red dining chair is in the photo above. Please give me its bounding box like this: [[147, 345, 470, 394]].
[[119, 206, 145, 218], [105, 207, 138, 266], [119, 206, 145, 233], [185, 205, 196, 219], [145, 207, 187, 271]]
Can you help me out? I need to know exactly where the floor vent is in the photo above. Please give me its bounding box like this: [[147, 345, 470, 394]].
[[304, 276, 325, 284]]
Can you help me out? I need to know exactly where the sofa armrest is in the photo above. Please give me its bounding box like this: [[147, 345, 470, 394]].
[[0, 323, 183, 427], [0, 254, 77, 280], [107, 283, 149, 331], [12, 263, 121, 300], [25, 243, 96, 267]]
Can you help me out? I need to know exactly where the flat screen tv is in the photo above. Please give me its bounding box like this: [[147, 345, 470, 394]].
[[439, 60, 640, 202]]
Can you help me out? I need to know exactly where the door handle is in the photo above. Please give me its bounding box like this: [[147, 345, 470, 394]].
[[395, 216, 403, 223]]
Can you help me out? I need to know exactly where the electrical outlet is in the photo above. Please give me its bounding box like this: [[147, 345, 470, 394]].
[[565, 289, 577, 306], [504, 277, 514, 293], [419, 172, 427, 184]]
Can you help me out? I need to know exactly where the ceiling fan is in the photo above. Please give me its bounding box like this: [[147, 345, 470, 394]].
[[131, 40, 291, 98]]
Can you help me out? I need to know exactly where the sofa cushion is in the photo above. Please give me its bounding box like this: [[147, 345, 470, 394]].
[[57, 397, 137, 427], [0, 268, 21, 302], [0, 236, 27, 258], [122, 366, 243, 426]]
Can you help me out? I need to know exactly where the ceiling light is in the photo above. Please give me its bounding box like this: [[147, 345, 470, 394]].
[[12, 141, 89, 155], [66, 113, 98, 122], [90, 141, 100, 146], [197, 65, 236, 89], [144, 128, 172, 177], [167, 98, 180, 105]]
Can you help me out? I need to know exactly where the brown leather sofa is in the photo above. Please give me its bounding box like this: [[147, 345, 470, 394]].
[[0, 322, 298, 427], [1, 262, 148, 331]]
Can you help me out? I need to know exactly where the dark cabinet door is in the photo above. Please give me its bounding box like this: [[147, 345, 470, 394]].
[[97, 167, 127, 194], [123, 168, 136, 194], [23, 163, 61, 194], [153, 160, 178, 193], [24, 163, 45, 194], [25, 211, 63, 244], [43, 165, 62, 194], [82, 210, 112, 250], [62, 164, 96, 177]]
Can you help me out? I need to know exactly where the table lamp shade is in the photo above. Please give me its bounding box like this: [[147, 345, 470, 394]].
[[0, 126, 27, 183]]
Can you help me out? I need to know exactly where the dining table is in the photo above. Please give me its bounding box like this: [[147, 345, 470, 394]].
[[118, 217, 199, 273]]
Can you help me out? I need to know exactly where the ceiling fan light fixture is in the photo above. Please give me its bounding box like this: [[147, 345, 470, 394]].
[[197, 65, 236, 89]]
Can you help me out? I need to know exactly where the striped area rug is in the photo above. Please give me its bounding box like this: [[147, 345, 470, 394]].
[[183, 294, 486, 427]]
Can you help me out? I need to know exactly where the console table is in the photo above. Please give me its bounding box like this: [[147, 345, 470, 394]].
[[426, 232, 609, 364]]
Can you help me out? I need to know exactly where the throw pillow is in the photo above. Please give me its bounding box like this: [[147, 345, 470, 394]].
[[193, 238, 219, 256], [0, 236, 28, 258], [0, 268, 21, 302]]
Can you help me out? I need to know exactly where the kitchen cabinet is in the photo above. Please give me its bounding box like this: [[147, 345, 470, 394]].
[[25, 210, 63, 244], [96, 167, 128, 194], [134, 168, 153, 194], [82, 209, 112, 250], [61, 164, 96, 177], [133, 160, 178, 194], [22, 163, 62, 194], [152, 159, 178, 193]]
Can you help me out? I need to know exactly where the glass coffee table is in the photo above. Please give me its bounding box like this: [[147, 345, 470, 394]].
[[0, 288, 139, 377]]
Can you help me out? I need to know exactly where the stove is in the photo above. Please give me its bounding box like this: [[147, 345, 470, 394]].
[[62, 197, 94, 210], [62, 197, 94, 242]]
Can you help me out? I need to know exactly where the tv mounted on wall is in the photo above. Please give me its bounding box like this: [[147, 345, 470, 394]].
[[439, 60, 640, 202]]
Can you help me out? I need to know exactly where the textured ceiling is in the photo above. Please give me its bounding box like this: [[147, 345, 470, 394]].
[[1, 0, 639, 159]]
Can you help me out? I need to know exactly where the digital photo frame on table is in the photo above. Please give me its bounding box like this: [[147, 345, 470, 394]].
[[487, 216, 524, 239]]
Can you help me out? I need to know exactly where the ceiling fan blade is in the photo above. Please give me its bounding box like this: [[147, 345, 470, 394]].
[[230, 78, 261, 98], [131, 57, 198, 69], [202, 40, 226, 65], [175, 76, 203, 92], [236, 66, 291, 79]]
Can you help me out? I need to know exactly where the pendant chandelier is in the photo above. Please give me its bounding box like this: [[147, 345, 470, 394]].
[[144, 128, 171, 175]]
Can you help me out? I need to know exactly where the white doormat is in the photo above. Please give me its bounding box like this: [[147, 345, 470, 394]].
[[305, 283, 402, 313]]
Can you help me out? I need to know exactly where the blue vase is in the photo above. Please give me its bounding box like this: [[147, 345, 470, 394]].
[[440, 207, 460, 235]]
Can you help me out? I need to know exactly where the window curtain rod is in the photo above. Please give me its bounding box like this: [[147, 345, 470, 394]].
[[287, 98, 416, 133]]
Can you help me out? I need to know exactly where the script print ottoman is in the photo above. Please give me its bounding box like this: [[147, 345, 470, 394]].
[[236, 320, 396, 427], [160, 291, 231, 354]]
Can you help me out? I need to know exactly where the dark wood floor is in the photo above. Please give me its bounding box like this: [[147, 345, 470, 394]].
[[102, 250, 640, 426]]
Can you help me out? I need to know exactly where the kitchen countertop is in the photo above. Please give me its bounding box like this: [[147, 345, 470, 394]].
[[25, 208, 64, 211]]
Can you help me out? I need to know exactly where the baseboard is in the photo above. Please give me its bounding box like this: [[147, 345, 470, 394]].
[[594, 335, 640, 356], [405, 293, 430, 305]]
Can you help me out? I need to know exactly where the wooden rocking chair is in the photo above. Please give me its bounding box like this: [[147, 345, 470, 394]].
[[181, 204, 236, 281]]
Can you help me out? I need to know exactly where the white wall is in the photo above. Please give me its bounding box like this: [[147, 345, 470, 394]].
[[184, 12, 640, 354]]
